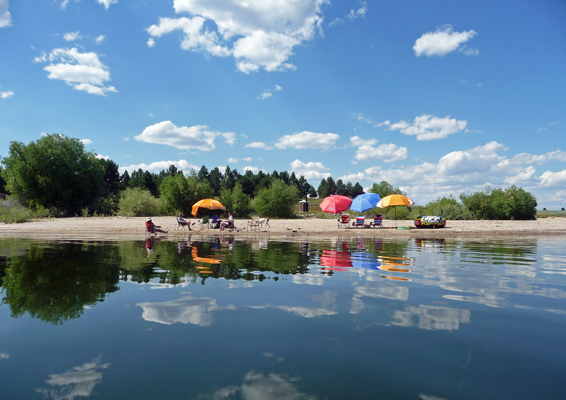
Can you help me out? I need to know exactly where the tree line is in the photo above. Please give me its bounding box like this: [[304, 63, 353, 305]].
[[0, 134, 539, 220]]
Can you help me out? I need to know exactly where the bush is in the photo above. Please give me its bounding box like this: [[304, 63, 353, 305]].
[[220, 183, 252, 218], [460, 186, 537, 220], [425, 196, 471, 220], [253, 179, 299, 218], [0, 198, 34, 223], [118, 188, 161, 217]]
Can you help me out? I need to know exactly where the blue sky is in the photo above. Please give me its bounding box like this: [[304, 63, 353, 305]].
[[1, 0, 565, 208]]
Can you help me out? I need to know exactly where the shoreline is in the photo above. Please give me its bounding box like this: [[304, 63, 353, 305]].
[[2, 216, 566, 240]]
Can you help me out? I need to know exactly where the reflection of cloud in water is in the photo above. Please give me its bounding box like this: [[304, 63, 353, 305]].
[[36, 357, 110, 400], [292, 275, 326, 285], [419, 393, 449, 400], [444, 292, 507, 308], [137, 296, 231, 326], [196, 370, 319, 400], [227, 281, 255, 289], [0, 353, 10, 359], [277, 306, 338, 318], [350, 294, 366, 314], [392, 304, 470, 331], [355, 282, 409, 301]]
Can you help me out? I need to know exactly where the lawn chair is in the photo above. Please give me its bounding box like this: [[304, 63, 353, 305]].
[[369, 215, 383, 228], [353, 215, 365, 228], [337, 214, 350, 228], [247, 215, 260, 231], [211, 214, 219, 229], [176, 216, 189, 230], [198, 215, 210, 229]]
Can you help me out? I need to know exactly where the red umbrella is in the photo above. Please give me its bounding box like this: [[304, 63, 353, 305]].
[[320, 250, 353, 269], [319, 195, 352, 214]]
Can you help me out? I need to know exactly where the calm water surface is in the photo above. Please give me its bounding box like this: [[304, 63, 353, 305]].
[[1, 235, 565, 400]]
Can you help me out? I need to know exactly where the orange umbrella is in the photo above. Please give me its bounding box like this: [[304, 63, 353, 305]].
[[192, 199, 225, 217], [377, 194, 414, 227]]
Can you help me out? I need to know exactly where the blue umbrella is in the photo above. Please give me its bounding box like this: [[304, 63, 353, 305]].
[[350, 193, 381, 213], [351, 252, 382, 270]]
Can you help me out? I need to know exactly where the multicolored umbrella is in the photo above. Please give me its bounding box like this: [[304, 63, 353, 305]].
[[192, 199, 226, 217], [350, 193, 381, 213], [319, 195, 352, 214]]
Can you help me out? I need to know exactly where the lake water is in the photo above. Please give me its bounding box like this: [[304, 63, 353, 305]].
[[1, 235, 566, 400]]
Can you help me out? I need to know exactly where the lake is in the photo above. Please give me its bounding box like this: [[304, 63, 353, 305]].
[[1, 235, 565, 400]]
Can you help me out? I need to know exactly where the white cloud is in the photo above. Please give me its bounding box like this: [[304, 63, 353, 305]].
[[96, 154, 110, 160], [0, 353, 9, 359], [350, 135, 377, 147], [354, 143, 408, 163], [135, 121, 235, 151], [275, 131, 339, 150], [244, 141, 274, 150], [80, 138, 93, 145], [539, 169, 566, 187], [1, 90, 14, 98], [36, 47, 117, 96], [228, 157, 239, 163], [388, 115, 467, 141], [147, 0, 325, 73], [97, 0, 117, 9], [147, 38, 156, 47], [505, 166, 536, 185], [290, 159, 331, 180], [242, 157, 252, 162], [329, 2, 367, 26], [64, 31, 82, 41], [120, 159, 198, 174], [414, 25, 477, 57], [0, 0, 12, 28], [243, 166, 259, 174], [258, 91, 272, 100], [95, 35, 106, 44]]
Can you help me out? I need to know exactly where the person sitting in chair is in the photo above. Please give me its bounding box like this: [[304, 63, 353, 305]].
[[219, 212, 234, 231], [177, 213, 192, 230], [146, 217, 168, 234]]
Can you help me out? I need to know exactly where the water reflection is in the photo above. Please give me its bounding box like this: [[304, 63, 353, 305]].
[[137, 295, 232, 326], [36, 357, 110, 400], [392, 304, 471, 331], [197, 370, 319, 400]]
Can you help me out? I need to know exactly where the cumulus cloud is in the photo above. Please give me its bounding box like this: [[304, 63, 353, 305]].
[[1, 90, 14, 98], [80, 139, 93, 145], [97, 0, 117, 9], [414, 25, 477, 57], [35, 47, 117, 96], [350, 135, 377, 147], [290, 159, 331, 180], [539, 169, 566, 187], [147, 0, 326, 73], [0, 0, 12, 28], [244, 141, 274, 150], [95, 35, 106, 45], [135, 121, 235, 151], [387, 115, 467, 141], [258, 84, 282, 100], [275, 131, 339, 150], [243, 166, 259, 174], [227, 157, 239, 163], [354, 143, 408, 163], [95, 154, 110, 160], [64, 31, 83, 41], [120, 159, 198, 174]]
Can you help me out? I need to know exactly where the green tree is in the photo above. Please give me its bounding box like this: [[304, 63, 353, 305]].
[[318, 178, 329, 198], [253, 179, 299, 218], [370, 181, 404, 198], [309, 186, 317, 198], [220, 183, 252, 218], [159, 174, 193, 215], [1, 134, 105, 214]]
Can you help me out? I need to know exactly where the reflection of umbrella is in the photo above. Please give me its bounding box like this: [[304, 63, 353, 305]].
[[351, 251, 382, 270], [320, 250, 352, 269], [191, 247, 222, 264], [377, 194, 415, 227], [350, 193, 381, 213], [192, 199, 226, 217], [319, 195, 352, 214]]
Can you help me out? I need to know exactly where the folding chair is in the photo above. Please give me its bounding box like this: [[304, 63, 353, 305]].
[[198, 215, 210, 229], [369, 215, 383, 228], [247, 215, 260, 231], [353, 215, 365, 228], [337, 214, 350, 228]]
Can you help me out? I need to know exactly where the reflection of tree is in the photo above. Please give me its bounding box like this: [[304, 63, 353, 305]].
[[1, 241, 120, 324]]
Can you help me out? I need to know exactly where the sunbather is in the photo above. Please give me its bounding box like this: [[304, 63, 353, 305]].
[[219, 212, 234, 231], [146, 217, 168, 234]]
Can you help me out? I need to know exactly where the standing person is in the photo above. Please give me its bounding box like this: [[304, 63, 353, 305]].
[[146, 217, 168, 234], [219, 212, 234, 231]]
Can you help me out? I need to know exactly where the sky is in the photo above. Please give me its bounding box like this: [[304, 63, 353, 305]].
[[1, 0, 565, 208]]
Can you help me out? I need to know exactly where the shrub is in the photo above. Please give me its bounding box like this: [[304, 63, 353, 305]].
[[460, 186, 537, 220], [0, 198, 33, 223], [425, 196, 471, 220], [118, 188, 161, 217], [220, 183, 252, 218], [253, 179, 299, 218]]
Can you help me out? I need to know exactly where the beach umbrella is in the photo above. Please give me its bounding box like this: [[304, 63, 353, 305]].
[[350, 193, 381, 213], [320, 250, 353, 271], [377, 194, 415, 227], [319, 195, 352, 214], [351, 251, 382, 270], [192, 199, 226, 217]]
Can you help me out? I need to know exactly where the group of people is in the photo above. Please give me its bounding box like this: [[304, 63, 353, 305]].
[[145, 212, 234, 234]]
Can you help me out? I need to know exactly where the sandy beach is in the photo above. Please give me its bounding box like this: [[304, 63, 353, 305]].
[[2, 215, 566, 240]]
